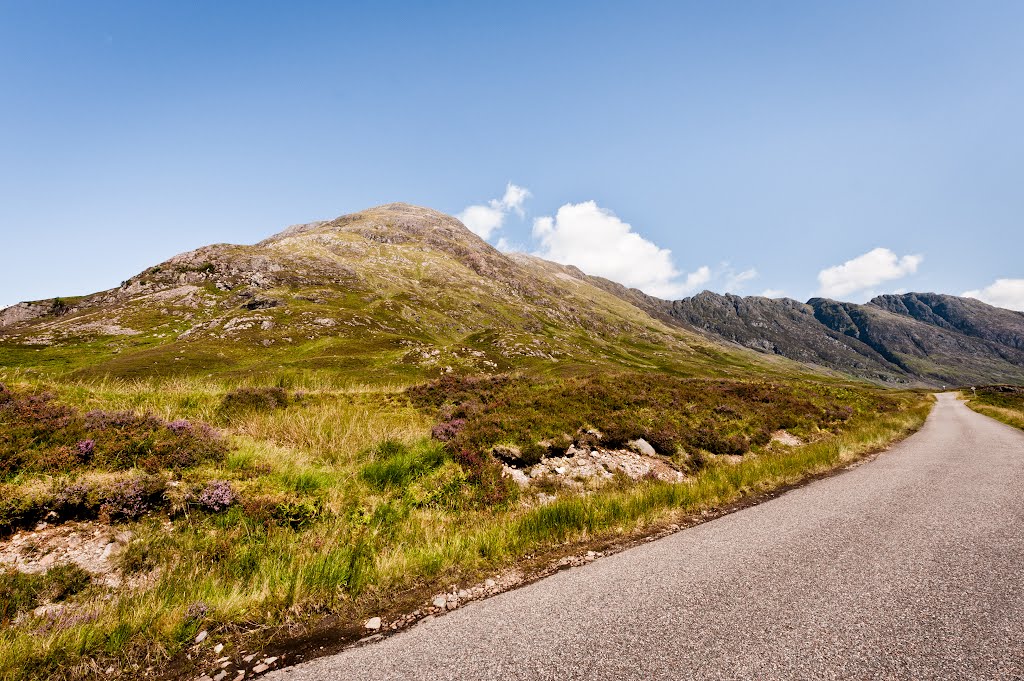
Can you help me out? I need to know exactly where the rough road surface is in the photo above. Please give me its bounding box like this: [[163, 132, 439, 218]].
[[268, 394, 1024, 680]]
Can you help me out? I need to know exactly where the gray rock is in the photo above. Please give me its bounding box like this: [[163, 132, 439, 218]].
[[491, 444, 524, 464], [628, 438, 657, 457]]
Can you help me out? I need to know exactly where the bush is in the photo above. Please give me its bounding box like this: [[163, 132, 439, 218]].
[[197, 480, 237, 512], [0, 569, 39, 623], [272, 499, 321, 529], [0, 384, 228, 479], [219, 387, 290, 416], [453, 447, 517, 507], [408, 373, 857, 475], [40, 564, 91, 602], [99, 477, 152, 522]]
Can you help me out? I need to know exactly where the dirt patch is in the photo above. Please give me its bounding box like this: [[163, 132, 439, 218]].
[[770, 429, 804, 447], [0, 520, 132, 587]]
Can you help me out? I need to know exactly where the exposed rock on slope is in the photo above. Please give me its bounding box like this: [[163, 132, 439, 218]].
[[661, 292, 906, 382], [650, 290, 1024, 386], [3, 203, 1022, 387], [0, 204, 739, 382]]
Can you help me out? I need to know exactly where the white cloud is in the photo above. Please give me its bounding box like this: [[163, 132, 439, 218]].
[[817, 247, 923, 298], [761, 288, 786, 298], [723, 267, 758, 293], [457, 182, 531, 239], [494, 237, 519, 253], [532, 200, 708, 298], [962, 278, 1024, 311], [684, 266, 712, 292]]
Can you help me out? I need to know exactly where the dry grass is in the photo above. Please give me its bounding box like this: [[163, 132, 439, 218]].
[[0, 373, 932, 681], [967, 403, 1024, 430], [230, 395, 430, 466]]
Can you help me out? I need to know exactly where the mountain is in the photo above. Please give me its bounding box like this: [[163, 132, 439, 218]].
[[0, 204, 768, 382], [2, 203, 1022, 387], [652, 291, 1024, 386]]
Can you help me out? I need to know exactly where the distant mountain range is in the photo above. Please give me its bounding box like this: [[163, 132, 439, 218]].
[[653, 291, 1024, 387], [2, 203, 1022, 387]]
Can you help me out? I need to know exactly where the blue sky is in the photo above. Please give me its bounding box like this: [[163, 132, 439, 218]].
[[2, 1, 1023, 309]]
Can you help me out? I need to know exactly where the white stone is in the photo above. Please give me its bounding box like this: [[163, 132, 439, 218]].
[[364, 617, 382, 631], [195, 630, 208, 644], [432, 595, 447, 609], [484, 579, 496, 588], [628, 438, 657, 457]]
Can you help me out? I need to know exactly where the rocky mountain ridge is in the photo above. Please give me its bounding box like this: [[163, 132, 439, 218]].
[[2, 203, 1022, 387], [653, 291, 1024, 386]]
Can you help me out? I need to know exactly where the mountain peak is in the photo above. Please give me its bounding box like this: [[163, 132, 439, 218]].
[[262, 203, 477, 246]]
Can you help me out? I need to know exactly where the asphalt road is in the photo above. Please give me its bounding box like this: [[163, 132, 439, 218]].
[[268, 394, 1024, 680]]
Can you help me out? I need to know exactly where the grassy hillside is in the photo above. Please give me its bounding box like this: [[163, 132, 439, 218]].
[[0, 371, 930, 680], [965, 386, 1024, 430], [0, 204, 935, 680], [0, 204, 774, 385]]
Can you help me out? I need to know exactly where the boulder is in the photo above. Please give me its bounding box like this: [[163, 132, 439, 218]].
[[627, 438, 657, 457]]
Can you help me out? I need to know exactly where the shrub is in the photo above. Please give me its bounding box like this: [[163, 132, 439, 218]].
[[453, 447, 517, 507], [406, 372, 874, 495], [430, 418, 466, 442], [219, 387, 290, 416], [0, 569, 39, 623], [272, 499, 321, 529], [0, 385, 227, 478], [197, 480, 237, 512], [99, 478, 149, 522], [40, 564, 91, 602]]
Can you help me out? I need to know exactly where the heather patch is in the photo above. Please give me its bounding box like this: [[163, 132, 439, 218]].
[[0, 384, 228, 479], [408, 373, 880, 463]]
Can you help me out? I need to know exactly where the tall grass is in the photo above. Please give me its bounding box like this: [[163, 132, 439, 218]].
[[967, 403, 1024, 430], [0, 377, 931, 681], [965, 387, 1024, 431], [231, 396, 429, 465]]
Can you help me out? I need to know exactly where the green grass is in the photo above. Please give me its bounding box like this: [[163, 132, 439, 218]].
[[965, 386, 1024, 430], [0, 371, 931, 681]]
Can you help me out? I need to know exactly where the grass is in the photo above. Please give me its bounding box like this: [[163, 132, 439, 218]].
[[0, 371, 932, 681], [965, 385, 1024, 430]]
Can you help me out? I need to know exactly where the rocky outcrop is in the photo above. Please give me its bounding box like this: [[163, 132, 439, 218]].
[[657, 292, 908, 382], [646, 290, 1024, 387], [0, 302, 48, 328]]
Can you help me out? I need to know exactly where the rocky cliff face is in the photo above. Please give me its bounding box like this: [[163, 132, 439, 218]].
[[870, 292, 1024, 351], [651, 290, 1024, 386]]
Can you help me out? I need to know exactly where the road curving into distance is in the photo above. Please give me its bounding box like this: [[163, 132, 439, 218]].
[[268, 393, 1024, 680]]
